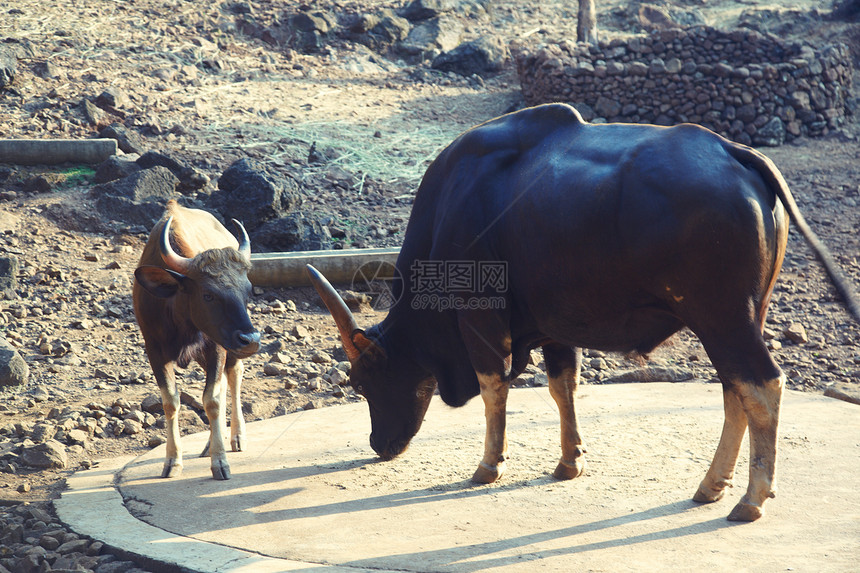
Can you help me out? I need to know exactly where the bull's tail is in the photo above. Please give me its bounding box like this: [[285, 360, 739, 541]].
[[727, 142, 860, 323]]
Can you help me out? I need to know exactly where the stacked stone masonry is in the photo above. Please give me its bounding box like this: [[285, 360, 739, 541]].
[[515, 26, 853, 146]]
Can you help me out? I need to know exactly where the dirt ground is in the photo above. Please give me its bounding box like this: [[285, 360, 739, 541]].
[[0, 0, 858, 558]]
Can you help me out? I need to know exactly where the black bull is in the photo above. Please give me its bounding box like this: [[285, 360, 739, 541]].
[[308, 103, 860, 522]]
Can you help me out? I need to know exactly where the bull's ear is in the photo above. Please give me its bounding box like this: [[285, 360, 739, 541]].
[[351, 330, 386, 363], [135, 266, 186, 298]]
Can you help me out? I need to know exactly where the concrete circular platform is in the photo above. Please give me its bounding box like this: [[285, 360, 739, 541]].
[[57, 383, 859, 572]]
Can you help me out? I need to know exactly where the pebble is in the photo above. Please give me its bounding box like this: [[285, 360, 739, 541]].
[[785, 323, 809, 344]]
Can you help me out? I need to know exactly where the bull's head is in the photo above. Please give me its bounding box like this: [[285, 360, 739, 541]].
[[135, 217, 261, 358], [307, 264, 434, 460]]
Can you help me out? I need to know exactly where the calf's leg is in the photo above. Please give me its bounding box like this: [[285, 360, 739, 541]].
[[472, 371, 509, 484], [202, 348, 231, 480], [226, 356, 246, 452], [543, 344, 587, 479], [154, 361, 183, 478]]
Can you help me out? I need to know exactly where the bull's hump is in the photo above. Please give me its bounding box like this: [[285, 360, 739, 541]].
[[457, 103, 585, 159]]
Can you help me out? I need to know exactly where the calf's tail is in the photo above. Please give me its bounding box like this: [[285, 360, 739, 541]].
[[727, 142, 860, 323]]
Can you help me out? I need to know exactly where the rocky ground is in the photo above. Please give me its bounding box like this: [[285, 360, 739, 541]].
[[0, 1, 859, 572]]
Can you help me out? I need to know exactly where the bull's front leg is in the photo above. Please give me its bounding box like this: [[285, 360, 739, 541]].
[[202, 349, 231, 480], [472, 371, 509, 484], [225, 356, 246, 452], [544, 344, 587, 480]]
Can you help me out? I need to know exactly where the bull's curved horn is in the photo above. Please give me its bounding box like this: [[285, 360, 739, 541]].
[[232, 219, 251, 263], [306, 264, 361, 362], [159, 216, 192, 274]]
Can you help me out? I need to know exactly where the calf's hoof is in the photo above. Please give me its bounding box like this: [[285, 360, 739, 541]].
[[471, 461, 505, 484], [231, 435, 244, 452], [727, 500, 763, 522], [161, 460, 183, 478], [553, 457, 586, 480]]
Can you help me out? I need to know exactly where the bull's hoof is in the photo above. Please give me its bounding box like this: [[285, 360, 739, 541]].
[[471, 461, 505, 484], [553, 457, 586, 480], [693, 482, 726, 504], [727, 500, 763, 522], [211, 463, 232, 480], [161, 460, 183, 478]]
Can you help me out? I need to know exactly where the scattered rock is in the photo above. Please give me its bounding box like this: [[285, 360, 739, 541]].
[[140, 395, 163, 414], [20, 440, 67, 469], [601, 367, 695, 385], [753, 116, 786, 147], [0, 335, 28, 387], [81, 98, 108, 126], [785, 323, 809, 344], [99, 124, 146, 155], [94, 155, 142, 184], [0, 45, 17, 87], [96, 87, 128, 109], [0, 256, 19, 291]]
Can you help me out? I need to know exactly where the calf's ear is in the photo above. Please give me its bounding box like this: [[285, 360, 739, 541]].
[[135, 266, 186, 298]]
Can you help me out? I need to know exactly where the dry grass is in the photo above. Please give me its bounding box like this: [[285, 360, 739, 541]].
[[203, 119, 463, 190]]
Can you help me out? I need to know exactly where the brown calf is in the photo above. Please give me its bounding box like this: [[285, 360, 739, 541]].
[[133, 200, 260, 479]]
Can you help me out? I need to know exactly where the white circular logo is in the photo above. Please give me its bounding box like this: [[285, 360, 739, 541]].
[[351, 260, 403, 311]]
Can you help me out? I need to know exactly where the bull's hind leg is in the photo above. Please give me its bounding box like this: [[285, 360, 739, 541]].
[[726, 373, 783, 521], [697, 330, 784, 521], [544, 344, 587, 479], [472, 371, 509, 484], [694, 385, 747, 503], [226, 356, 246, 452]]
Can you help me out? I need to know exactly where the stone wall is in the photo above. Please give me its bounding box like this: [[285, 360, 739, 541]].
[[514, 26, 854, 146]]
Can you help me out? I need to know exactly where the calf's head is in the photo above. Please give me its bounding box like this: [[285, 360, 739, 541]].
[[135, 217, 261, 358], [307, 265, 434, 460]]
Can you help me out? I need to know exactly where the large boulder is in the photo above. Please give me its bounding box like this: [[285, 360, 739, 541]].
[[353, 9, 411, 52], [431, 36, 508, 77], [210, 158, 302, 229], [136, 151, 210, 192], [91, 166, 179, 229], [251, 213, 330, 252], [398, 15, 464, 60]]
